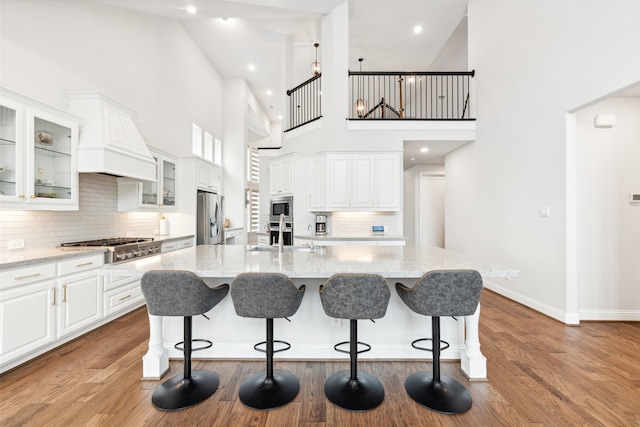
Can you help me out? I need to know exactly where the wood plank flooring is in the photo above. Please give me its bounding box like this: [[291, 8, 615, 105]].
[[1, 290, 639, 426]]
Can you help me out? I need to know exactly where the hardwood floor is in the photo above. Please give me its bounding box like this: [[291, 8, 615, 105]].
[[1, 290, 638, 426]]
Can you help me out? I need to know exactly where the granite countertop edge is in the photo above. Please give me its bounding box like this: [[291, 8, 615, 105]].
[[294, 233, 408, 241], [0, 235, 194, 270]]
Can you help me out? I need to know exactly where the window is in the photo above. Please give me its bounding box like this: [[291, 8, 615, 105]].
[[246, 146, 260, 233], [192, 123, 202, 157]]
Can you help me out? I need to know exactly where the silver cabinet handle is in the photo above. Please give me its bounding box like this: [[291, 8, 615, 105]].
[[119, 294, 132, 302]]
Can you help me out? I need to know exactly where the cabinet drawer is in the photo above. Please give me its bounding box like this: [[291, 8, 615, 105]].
[[104, 274, 139, 292], [161, 242, 178, 252], [178, 239, 193, 249], [58, 254, 104, 277], [104, 281, 144, 317], [0, 263, 56, 291]]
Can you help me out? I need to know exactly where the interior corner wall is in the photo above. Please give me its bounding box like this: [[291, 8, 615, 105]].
[[0, 0, 223, 158], [576, 97, 640, 320], [450, 1, 640, 322]]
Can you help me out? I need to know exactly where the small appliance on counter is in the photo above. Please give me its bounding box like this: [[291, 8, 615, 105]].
[[315, 215, 327, 235]]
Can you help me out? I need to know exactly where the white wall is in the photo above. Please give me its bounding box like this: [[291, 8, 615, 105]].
[[576, 97, 640, 320], [447, 1, 640, 322], [0, 0, 224, 158]]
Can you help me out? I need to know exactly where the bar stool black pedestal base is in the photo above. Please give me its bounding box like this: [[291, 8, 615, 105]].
[[239, 370, 300, 410], [324, 370, 385, 411], [151, 371, 220, 411], [405, 372, 472, 414]]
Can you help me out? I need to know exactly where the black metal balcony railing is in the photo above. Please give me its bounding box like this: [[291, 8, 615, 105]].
[[285, 73, 322, 132], [349, 70, 475, 120]]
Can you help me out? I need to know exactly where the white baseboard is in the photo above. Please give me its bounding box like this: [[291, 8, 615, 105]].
[[578, 309, 640, 321], [484, 281, 640, 323]]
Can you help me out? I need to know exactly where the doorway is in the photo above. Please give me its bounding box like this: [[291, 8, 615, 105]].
[[418, 173, 445, 247]]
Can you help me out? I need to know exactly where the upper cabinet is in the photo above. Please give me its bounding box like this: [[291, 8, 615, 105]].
[[0, 87, 79, 210], [269, 156, 293, 195], [310, 152, 400, 212], [117, 148, 177, 211], [196, 159, 221, 193]]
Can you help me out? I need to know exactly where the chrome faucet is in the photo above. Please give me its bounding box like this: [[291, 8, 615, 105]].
[[278, 213, 285, 253]]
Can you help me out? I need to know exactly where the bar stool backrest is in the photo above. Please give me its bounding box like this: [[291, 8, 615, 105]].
[[231, 272, 305, 319], [396, 270, 483, 317], [320, 273, 390, 319], [141, 270, 229, 317]]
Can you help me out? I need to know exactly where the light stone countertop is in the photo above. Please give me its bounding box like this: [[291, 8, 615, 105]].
[[0, 234, 194, 270], [294, 233, 407, 241], [101, 244, 521, 280]]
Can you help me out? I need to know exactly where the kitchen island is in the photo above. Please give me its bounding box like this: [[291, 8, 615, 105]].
[[102, 245, 520, 381]]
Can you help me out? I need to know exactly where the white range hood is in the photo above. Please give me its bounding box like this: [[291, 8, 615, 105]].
[[67, 92, 156, 181]]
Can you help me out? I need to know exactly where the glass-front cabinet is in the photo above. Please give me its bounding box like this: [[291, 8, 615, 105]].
[[118, 148, 177, 211], [0, 87, 79, 210], [140, 154, 176, 209]]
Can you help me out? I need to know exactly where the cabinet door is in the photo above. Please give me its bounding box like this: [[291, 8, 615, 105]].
[[281, 159, 293, 194], [140, 155, 159, 207], [269, 161, 282, 195], [0, 98, 25, 203], [328, 156, 351, 208], [375, 155, 400, 209], [161, 158, 176, 207], [352, 155, 374, 208], [0, 281, 56, 365], [57, 272, 102, 338], [308, 156, 325, 210], [197, 161, 216, 191]]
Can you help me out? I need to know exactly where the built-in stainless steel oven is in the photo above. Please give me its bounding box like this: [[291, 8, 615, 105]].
[[270, 196, 293, 222]]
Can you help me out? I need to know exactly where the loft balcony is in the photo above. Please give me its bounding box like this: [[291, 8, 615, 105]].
[[284, 70, 475, 133]]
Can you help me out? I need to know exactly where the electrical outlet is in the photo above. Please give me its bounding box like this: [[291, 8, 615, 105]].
[[331, 318, 341, 327], [8, 239, 25, 250], [125, 231, 133, 237]]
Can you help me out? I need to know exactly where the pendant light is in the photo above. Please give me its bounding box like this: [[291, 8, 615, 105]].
[[312, 43, 321, 76], [354, 58, 367, 118]]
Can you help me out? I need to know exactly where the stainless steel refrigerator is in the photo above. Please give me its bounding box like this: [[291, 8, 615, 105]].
[[197, 191, 224, 245]]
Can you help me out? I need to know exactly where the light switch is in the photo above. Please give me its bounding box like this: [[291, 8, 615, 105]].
[[539, 206, 550, 217]]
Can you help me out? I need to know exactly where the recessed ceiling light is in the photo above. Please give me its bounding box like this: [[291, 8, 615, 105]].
[[420, 147, 429, 153], [413, 25, 423, 34], [410, 157, 416, 161], [248, 64, 255, 71], [266, 90, 273, 96], [186, 5, 197, 14]]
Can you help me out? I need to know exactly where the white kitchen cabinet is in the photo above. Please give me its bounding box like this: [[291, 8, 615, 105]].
[[0, 87, 79, 210], [196, 159, 221, 193], [308, 155, 325, 210], [224, 227, 243, 245], [0, 253, 103, 372], [118, 148, 177, 211], [0, 267, 56, 367], [103, 275, 144, 318], [161, 237, 194, 253], [56, 254, 103, 338], [326, 152, 400, 211], [269, 157, 293, 195]]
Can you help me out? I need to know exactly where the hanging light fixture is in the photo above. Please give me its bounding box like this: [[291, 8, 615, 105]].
[[312, 43, 321, 76], [354, 58, 367, 118]]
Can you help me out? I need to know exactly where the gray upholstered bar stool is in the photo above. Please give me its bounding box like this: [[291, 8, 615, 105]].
[[395, 269, 483, 414], [141, 270, 229, 411], [230, 272, 306, 410], [319, 273, 391, 411]]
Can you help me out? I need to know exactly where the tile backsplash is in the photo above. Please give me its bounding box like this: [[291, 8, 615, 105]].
[[330, 211, 401, 235], [0, 174, 161, 250]]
